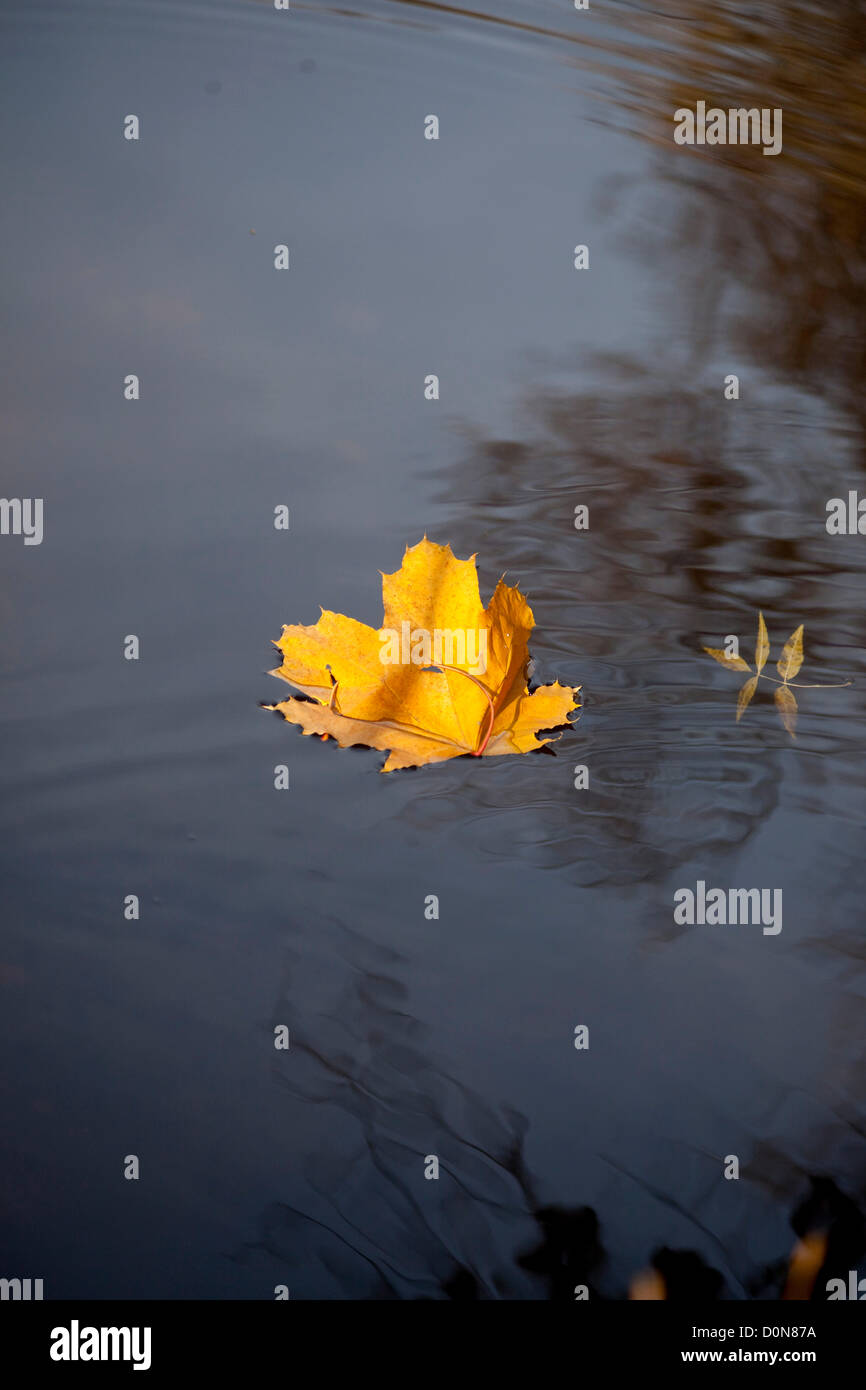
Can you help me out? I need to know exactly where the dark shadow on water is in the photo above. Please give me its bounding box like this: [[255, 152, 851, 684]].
[[233, 908, 866, 1298]]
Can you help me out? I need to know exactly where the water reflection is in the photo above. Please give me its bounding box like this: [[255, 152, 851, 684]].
[[409, 357, 865, 885], [244, 909, 866, 1297], [627, 0, 866, 434], [244, 912, 540, 1298]]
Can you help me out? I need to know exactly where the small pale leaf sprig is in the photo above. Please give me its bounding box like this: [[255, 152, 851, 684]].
[[703, 612, 851, 738]]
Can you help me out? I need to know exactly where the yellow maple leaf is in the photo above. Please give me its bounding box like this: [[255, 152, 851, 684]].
[[265, 538, 580, 772]]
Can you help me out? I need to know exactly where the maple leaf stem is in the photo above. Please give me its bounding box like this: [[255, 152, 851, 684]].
[[326, 667, 340, 710], [422, 664, 496, 756]]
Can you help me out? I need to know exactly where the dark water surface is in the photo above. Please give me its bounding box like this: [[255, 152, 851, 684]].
[[2, 0, 865, 1298]]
